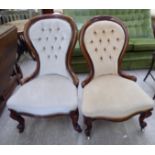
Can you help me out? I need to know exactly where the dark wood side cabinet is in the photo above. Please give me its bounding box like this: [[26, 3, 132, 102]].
[[0, 25, 18, 114]]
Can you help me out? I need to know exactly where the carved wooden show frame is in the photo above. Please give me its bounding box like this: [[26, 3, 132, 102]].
[[8, 13, 82, 133], [79, 16, 153, 138]]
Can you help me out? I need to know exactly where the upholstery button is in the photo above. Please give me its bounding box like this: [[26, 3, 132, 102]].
[[55, 55, 58, 59], [95, 48, 98, 52], [61, 36, 64, 40], [107, 38, 110, 43], [57, 27, 60, 31], [93, 31, 97, 35], [99, 39, 102, 43], [109, 55, 112, 60], [58, 46, 61, 50], [116, 38, 120, 41], [54, 37, 57, 41], [46, 37, 48, 41], [47, 55, 50, 59], [38, 38, 41, 41], [111, 29, 114, 33], [100, 56, 103, 61], [51, 46, 54, 50], [90, 40, 94, 44], [113, 46, 116, 50], [41, 28, 45, 32], [102, 30, 105, 34], [49, 28, 52, 32], [43, 46, 46, 51], [104, 48, 106, 51]]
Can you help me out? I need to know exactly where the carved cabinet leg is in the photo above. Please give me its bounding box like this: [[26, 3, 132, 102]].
[[139, 110, 152, 131], [84, 117, 92, 139], [70, 109, 82, 133], [10, 110, 25, 133]]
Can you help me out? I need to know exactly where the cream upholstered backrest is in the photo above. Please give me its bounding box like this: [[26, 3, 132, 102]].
[[26, 15, 75, 78], [82, 16, 127, 78]]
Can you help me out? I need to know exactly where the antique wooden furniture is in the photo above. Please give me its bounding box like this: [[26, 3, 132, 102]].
[[0, 10, 41, 60], [7, 19, 28, 34], [64, 9, 155, 72], [0, 25, 19, 113], [7, 13, 82, 133], [42, 9, 54, 14], [0, 10, 40, 24], [8, 19, 36, 60], [79, 16, 154, 138], [6, 19, 30, 60]]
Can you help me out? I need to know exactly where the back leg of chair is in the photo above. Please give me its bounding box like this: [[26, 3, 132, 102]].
[[10, 110, 25, 133], [84, 117, 92, 139], [70, 109, 82, 133], [139, 109, 152, 131]]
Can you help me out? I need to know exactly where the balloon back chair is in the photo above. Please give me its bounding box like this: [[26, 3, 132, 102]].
[[7, 13, 82, 133], [79, 16, 154, 138]]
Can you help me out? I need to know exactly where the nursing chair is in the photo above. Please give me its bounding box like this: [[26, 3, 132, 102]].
[[79, 16, 154, 138], [7, 13, 82, 133]]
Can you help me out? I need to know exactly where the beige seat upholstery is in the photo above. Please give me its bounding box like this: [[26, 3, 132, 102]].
[[7, 75, 77, 116], [6, 14, 82, 133], [79, 16, 154, 137], [82, 75, 154, 118]]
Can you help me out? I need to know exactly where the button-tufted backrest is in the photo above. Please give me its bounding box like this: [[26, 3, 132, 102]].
[[80, 16, 128, 78], [24, 14, 77, 79]]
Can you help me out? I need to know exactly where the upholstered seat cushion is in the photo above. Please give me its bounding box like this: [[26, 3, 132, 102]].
[[7, 75, 78, 116], [82, 75, 154, 118]]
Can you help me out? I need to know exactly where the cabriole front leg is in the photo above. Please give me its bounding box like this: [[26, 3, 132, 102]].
[[70, 109, 82, 133], [10, 110, 25, 133], [139, 110, 152, 131], [84, 116, 92, 139]]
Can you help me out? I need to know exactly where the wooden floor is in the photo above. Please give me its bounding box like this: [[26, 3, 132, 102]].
[[0, 55, 155, 145]]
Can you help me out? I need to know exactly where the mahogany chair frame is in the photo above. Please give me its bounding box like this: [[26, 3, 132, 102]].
[[8, 13, 82, 133], [79, 16, 153, 138]]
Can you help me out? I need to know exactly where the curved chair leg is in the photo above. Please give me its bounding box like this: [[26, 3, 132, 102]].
[[139, 110, 152, 131], [70, 109, 82, 133], [84, 117, 92, 139], [10, 110, 25, 133]]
